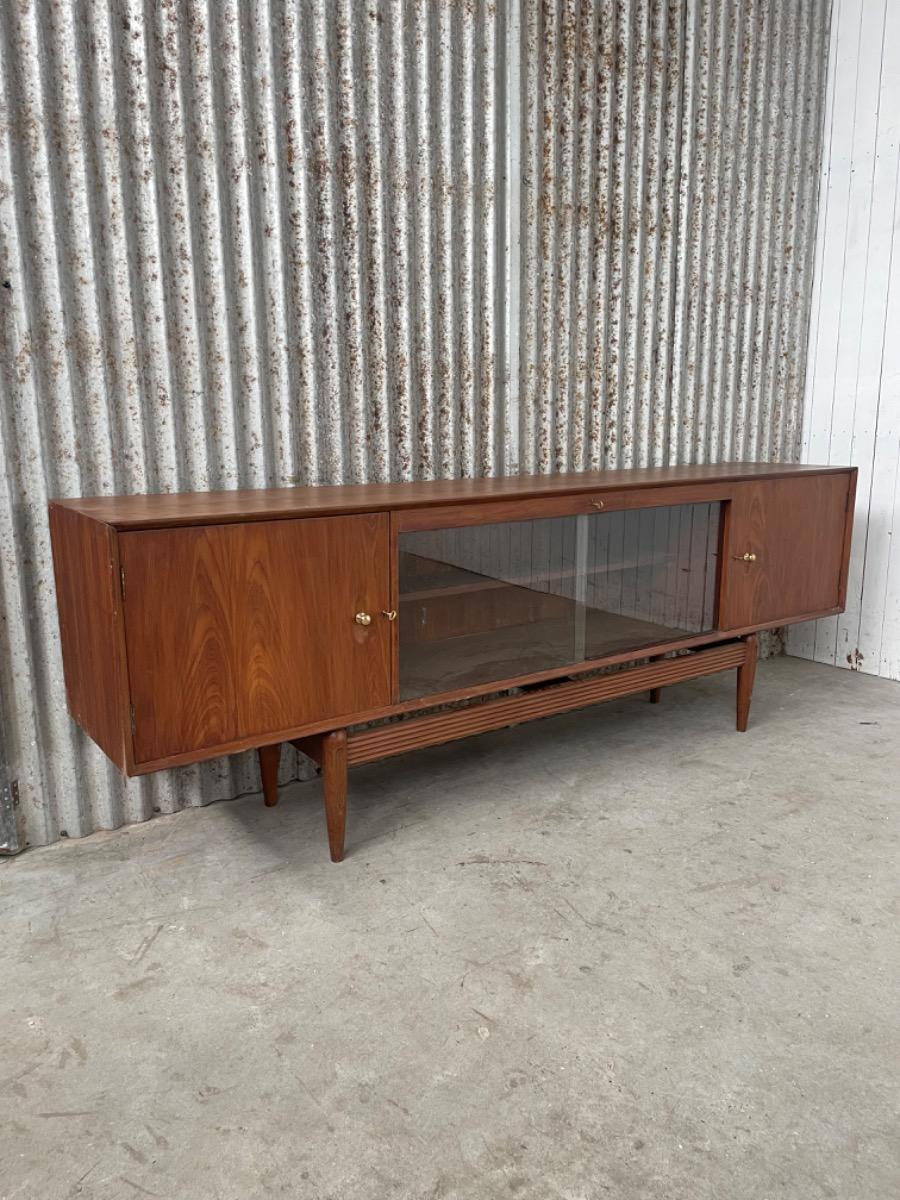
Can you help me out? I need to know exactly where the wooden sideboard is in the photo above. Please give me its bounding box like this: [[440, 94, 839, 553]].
[[49, 463, 856, 861]]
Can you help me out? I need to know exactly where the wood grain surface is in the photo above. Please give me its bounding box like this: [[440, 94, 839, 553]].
[[736, 634, 759, 731], [49, 466, 856, 781], [719, 473, 854, 629], [120, 514, 391, 762], [349, 642, 750, 766], [48, 504, 132, 770], [53, 463, 851, 530]]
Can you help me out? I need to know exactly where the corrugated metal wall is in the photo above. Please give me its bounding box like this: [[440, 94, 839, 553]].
[[519, 0, 831, 472], [787, 0, 900, 681], [0, 0, 832, 852]]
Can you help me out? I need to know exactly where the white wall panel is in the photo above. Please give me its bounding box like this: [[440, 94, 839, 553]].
[[787, 0, 900, 680]]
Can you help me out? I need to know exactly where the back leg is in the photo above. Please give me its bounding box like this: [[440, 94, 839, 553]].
[[258, 743, 282, 807]]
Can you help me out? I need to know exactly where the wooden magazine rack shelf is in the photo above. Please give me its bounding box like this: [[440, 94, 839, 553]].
[[50, 463, 856, 862]]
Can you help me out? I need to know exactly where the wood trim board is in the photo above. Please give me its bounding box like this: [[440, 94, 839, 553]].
[[347, 642, 750, 765], [51, 463, 854, 530]]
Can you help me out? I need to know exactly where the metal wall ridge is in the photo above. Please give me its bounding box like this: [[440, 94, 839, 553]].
[[0, 0, 831, 851]]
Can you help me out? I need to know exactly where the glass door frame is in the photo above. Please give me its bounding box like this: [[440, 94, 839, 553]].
[[389, 482, 736, 707]]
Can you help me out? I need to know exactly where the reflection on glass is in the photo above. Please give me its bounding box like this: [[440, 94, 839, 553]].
[[398, 503, 720, 700]]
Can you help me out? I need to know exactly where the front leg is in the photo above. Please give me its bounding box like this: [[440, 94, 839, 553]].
[[736, 634, 758, 732], [321, 730, 348, 863], [292, 730, 349, 863]]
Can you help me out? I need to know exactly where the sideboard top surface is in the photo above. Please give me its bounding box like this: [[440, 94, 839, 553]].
[[51, 462, 852, 530]]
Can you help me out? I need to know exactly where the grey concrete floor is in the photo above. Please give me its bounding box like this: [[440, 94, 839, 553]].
[[2, 656, 899, 1200]]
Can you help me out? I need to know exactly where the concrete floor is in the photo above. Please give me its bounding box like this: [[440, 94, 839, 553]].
[[2, 656, 899, 1200]]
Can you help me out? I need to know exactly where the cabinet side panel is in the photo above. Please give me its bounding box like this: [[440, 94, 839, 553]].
[[48, 505, 130, 770], [837, 468, 858, 610]]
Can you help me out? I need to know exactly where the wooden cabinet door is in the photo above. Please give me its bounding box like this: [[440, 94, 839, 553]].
[[120, 514, 391, 763], [718, 473, 853, 630]]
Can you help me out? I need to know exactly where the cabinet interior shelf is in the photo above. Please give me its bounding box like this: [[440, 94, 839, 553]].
[[399, 552, 694, 604], [399, 598, 706, 700]]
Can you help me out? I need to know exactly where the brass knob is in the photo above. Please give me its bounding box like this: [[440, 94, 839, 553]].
[[742, 552, 757, 563], [354, 612, 372, 626], [590, 499, 605, 510], [382, 609, 398, 621]]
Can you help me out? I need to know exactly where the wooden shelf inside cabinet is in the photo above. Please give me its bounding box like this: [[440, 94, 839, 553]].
[[397, 602, 705, 701], [398, 552, 683, 603], [48, 462, 857, 863]]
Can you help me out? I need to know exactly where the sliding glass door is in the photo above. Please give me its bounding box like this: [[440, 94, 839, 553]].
[[397, 502, 721, 701]]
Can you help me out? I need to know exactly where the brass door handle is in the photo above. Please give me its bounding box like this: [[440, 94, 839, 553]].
[[590, 499, 605, 510], [382, 609, 398, 621], [734, 552, 758, 563], [354, 612, 372, 626]]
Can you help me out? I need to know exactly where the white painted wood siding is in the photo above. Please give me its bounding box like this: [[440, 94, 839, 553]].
[[788, 0, 900, 680]]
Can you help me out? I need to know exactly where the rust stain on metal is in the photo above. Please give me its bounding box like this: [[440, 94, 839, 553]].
[[0, 0, 829, 848], [520, 0, 827, 473]]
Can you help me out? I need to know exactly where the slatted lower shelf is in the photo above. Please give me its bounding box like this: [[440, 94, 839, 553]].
[[347, 640, 749, 766]]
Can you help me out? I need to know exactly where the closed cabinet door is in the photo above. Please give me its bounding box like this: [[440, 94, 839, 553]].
[[718, 474, 853, 630], [120, 514, 391, 763]]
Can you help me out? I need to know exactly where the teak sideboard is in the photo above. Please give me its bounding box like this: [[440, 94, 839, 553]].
[[49, 463, 856, 861]]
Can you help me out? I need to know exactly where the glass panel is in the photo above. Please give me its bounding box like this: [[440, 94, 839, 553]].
[[581, 502, 720, 660], [398, 502, 720, 700]]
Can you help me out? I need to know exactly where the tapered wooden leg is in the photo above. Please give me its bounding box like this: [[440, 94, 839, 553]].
[[321, 730, 348, 863], [736, 634, 758, 732], [259, 743, 282, 807], [649, 654, 662, 703]]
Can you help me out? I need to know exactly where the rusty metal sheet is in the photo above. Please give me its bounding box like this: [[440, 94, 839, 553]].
[[0, 0, 830, 849], [519, 0, 830, 472]]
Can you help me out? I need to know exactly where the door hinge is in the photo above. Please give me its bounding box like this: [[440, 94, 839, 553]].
[[129, 704, 136, 736], [120, 565, 126, 601]]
